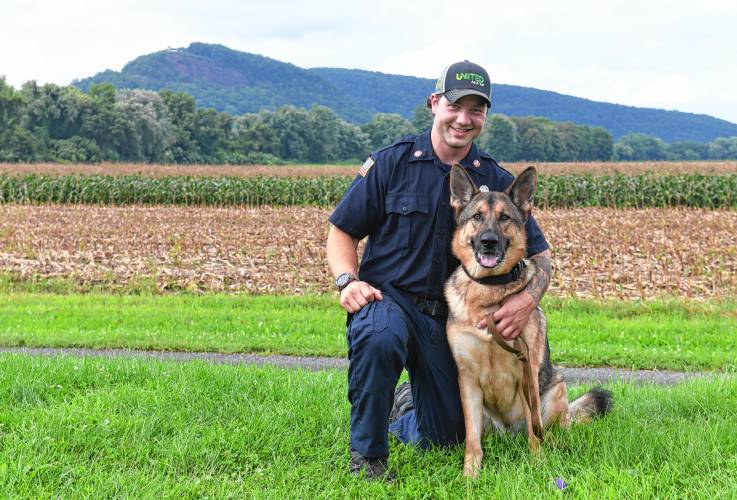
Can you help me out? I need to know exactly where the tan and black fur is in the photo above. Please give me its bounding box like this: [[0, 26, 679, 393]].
[[444, 164, 612, 477]]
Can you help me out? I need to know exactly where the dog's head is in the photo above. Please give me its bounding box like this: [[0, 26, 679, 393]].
[[449, 164, 537, 277]]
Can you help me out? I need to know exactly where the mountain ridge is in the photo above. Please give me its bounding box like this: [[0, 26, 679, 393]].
[[73, 42, 737, 143]]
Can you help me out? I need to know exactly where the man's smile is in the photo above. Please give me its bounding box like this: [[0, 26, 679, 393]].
[[450, 126, 473, 135]]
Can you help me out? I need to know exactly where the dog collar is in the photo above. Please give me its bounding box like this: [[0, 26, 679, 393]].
[[461, 260, 527, 286]]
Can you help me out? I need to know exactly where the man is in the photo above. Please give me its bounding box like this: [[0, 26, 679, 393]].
[[326, 60, 552, 481]]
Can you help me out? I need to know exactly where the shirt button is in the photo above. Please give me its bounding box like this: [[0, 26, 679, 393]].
[[402, 206, 408, 212]]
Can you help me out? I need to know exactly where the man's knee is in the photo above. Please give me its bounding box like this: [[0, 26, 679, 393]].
[[348, 299, 410, 364], [426, 415, 465, 447]]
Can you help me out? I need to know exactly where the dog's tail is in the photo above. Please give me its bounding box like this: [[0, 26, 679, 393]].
[[569, 387, 613, 423]]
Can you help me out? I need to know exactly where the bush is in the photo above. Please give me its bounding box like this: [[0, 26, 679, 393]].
[[52, 137, 102, 163]]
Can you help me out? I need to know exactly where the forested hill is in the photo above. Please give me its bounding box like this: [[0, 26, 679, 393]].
[[75, 43, 371, 123], [74, 42, 737, 143]]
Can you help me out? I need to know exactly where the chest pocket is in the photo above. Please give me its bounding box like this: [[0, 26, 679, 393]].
[[385, 194, 430, 249]]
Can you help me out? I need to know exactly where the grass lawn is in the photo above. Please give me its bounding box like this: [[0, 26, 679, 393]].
[[1, 293, 736, 370], [0, 354, 735, 497]]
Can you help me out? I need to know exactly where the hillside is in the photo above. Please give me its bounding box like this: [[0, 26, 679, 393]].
[[74, 43, 737, 143], [76, 43, 371, 122]]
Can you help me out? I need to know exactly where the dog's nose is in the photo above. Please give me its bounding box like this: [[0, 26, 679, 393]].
[[479, 232, 499, 249]]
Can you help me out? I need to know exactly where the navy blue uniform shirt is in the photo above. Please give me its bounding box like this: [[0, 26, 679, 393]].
[[329, 129, 549, 300]]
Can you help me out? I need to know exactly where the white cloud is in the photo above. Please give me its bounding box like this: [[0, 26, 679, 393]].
[[1, 0, 736, 122]]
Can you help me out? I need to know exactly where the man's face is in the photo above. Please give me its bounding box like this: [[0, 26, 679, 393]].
[[431, 94, 488, 151]]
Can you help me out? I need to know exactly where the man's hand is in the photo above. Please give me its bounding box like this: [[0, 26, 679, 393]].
[[340, 280, 383, 313], [476, 290, 536, 340]]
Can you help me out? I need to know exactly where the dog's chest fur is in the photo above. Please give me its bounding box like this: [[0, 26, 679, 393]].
[[445, 260, 535, 328], [445, 261, 540, 426]]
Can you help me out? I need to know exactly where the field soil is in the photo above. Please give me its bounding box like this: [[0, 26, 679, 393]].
[[2, 161, 737, 178], [2, 205, 735, 298]]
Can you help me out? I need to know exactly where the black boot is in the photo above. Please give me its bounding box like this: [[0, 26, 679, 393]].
[[389, 382, 414, 424], [349, 450, 397, 482]]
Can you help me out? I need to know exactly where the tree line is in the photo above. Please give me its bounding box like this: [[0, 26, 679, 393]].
[[0, 79, 368, 164], [613, 133, 737, 161], [2, 78, 736, 164]]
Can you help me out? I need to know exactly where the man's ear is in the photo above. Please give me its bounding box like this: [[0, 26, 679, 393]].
[[450, 164, 479, 213], [429, 93, 441, 115], [506, 166, 537, 219]]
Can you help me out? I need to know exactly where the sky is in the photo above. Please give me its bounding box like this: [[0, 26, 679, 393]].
[[2, 0, 737, 123]]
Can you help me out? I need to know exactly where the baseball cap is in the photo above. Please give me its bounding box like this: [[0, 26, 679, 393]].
[[434, 60, 491, 107]]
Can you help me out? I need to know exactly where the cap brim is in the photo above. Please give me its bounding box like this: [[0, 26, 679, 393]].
[[444, 88, 491, 106]]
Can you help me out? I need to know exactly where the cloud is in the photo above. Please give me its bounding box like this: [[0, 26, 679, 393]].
[[1, 0, 736, 123]]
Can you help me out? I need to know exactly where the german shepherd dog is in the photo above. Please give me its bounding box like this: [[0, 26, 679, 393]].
[[445, 164, 612, 477]]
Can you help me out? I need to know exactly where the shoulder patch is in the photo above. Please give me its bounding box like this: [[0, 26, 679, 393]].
[[358, 156, 375, 177]]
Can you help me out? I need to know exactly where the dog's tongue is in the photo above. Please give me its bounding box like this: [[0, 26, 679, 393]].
[[479, 254, 498, 268]]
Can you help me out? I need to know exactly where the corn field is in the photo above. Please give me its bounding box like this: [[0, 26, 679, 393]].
[[1, 205, 735, 299], [3, 161, 737, 178], [1, 173, 736, 208]]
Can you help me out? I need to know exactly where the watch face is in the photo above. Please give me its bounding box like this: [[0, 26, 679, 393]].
[[336, 273, 353, 288]]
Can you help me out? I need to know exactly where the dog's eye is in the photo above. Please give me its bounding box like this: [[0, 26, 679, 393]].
[[499, 213, 510, 222], [472, 213, 482, 222]]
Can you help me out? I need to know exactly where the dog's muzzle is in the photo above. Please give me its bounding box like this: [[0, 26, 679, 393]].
[[475, 231, 505, 268]]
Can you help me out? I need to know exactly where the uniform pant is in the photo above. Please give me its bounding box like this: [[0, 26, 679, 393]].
[[346, 287, 465, 458]]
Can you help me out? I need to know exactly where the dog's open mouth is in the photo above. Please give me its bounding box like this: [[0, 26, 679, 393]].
[[475, 251, 503, 269]]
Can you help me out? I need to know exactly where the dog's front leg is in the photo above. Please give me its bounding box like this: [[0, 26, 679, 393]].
[[459, 377, 485, 477]]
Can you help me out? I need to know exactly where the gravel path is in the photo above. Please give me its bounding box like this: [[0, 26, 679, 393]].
[[0, 347, 707, 386]]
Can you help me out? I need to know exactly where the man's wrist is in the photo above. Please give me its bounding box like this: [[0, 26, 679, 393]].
[[335, 272, 357, 291]]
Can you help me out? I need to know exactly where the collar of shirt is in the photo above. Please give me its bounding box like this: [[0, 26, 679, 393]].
[[407, 129, 490, 176]]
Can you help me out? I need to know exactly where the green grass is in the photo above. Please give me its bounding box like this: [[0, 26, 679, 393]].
[[0, 293, 339, 356], [0, 354, 735, 497], [0, 292, 735, 371]]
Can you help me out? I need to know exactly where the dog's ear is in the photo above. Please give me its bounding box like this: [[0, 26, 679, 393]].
[[506, 166, 537, 219], [450, 164, 479, 213]]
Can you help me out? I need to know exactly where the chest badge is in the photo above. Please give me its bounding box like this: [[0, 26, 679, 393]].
[[473, 160, 481, 168], [479, 185, 490, 192]]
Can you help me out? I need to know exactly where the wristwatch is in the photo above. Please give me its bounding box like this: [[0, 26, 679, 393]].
[[335, 272, 357, 291]]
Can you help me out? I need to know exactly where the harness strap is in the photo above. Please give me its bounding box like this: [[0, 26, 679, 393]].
[[486, 314, 544, 441]]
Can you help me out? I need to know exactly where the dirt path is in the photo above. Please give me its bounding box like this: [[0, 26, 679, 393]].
[[0, 347, 707, 386]]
